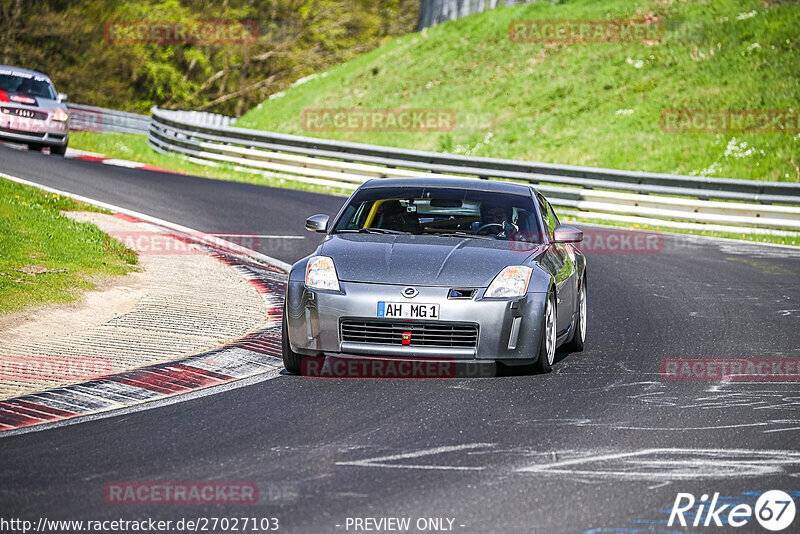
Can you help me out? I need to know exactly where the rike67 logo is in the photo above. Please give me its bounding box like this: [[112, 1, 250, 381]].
[[668, 490, 796, 531]]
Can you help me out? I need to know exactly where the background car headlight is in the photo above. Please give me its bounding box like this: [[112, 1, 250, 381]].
[[305, 256, 340, 291], [52, 109, 69, 122], [485, 266, 532, 298]]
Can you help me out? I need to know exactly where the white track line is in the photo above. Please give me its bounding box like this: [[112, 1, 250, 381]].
[[571, 219, 800, 251], [336, 443, 494, 471], [210, 233, 304, 239]]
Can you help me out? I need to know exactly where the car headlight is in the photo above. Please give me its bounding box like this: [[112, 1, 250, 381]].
[[52, 109, 69, 122], [485, 266, 532, 298], [305, 256, 340, 291]]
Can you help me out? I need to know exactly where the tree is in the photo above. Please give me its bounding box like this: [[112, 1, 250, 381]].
[[0, 0, 419, 115]]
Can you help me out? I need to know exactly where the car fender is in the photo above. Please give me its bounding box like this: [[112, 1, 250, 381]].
[[527, 263, 555, 295]]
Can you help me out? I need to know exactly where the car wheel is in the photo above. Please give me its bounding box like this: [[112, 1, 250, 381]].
[[562, 276, 586, 353], [27, 143, 43, 152], [281, 308, 303, 374], [533, 292, 557, 373], [51, 143, 67, 156]]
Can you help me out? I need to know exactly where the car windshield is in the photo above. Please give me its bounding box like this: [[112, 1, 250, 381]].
[[0, 72, 56, 99], [332, 185, 542, 242]]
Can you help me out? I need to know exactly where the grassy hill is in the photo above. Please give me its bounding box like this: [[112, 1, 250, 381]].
[[236, 0, 800, 182]]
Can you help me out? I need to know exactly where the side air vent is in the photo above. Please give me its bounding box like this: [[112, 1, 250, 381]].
[[448, 288, 476, 299]]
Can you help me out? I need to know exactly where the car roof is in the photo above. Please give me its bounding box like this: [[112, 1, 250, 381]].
[[360, 177, 536, 196], [0, 65, 53, 83]]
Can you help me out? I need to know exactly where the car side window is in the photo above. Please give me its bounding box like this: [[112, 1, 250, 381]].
[[537, 195, 548, 224], [537, 194, 556, 239], [546, 200, 560, 227], [350, 201, 374, 229]]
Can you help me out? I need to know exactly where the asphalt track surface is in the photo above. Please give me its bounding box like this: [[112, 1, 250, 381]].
[[1, 145, 799, 533]]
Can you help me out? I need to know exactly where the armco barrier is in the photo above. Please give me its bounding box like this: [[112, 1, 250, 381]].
[[147, 107, 800, 236], [67, 103, 151, 135]]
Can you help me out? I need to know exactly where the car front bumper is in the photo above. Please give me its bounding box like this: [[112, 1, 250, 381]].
[[285, 280, 548, 363], [0, 117, 69, 147]]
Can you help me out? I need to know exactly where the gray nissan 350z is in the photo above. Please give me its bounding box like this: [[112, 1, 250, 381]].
[[283, 177, 587, 375], [0, 65, 70, 155]]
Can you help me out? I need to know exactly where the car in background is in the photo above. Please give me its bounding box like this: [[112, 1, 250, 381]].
[[283, 177, 587, 375], [0, 65, 69, 155]]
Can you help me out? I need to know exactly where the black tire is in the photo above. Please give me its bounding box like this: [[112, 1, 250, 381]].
[[562, 276, 586, 353], [27, 143, 43, 152], [532, 292, 556, 373], [281, 309, 303, 374], [51, 143, 67, 156]]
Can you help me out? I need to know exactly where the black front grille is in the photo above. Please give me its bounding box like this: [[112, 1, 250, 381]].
[[1, 107, 48, 120], [341, 319, 478, 348]]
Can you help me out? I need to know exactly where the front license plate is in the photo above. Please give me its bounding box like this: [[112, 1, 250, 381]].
[[1, 116, 42, 132], [377, 301, 439, 320]]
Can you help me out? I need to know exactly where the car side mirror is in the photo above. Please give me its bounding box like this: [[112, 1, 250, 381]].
[[553, 224, 583, 243], [305, 214, 330, 232], [57, 93, 68, 103]]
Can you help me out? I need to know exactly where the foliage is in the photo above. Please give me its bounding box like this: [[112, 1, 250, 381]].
[[0, 0, 418, 115]]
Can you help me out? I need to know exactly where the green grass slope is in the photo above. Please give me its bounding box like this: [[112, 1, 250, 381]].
[[236, 0, 800, 182]]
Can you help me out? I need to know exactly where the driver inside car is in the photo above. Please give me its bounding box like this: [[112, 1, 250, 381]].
[[478, 204, 518, 238]]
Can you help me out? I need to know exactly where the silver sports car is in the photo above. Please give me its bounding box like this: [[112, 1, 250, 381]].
[[0, 65, 70, 155], [283, 177, 587, 375]]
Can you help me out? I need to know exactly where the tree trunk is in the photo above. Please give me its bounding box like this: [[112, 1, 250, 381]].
[[2, 0, 23, 64]]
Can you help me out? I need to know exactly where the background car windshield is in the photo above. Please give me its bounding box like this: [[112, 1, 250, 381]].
[[332, 186, 542, 242], [0, 74, 55, 99]]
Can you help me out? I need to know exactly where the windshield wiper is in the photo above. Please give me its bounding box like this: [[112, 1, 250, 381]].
[[335, 228, 410, 235], [427, 232, 494, 240]]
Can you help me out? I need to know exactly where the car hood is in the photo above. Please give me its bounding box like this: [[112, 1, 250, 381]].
[[319, 234, 543, 287]]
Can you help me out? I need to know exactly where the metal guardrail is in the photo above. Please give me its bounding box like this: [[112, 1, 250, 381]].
[[67, 104, 230, 136], [153, 109, 233, 128], [148, 107, 800, 235], [67, 103, 151, 135], [418, 0, 535, 30]]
